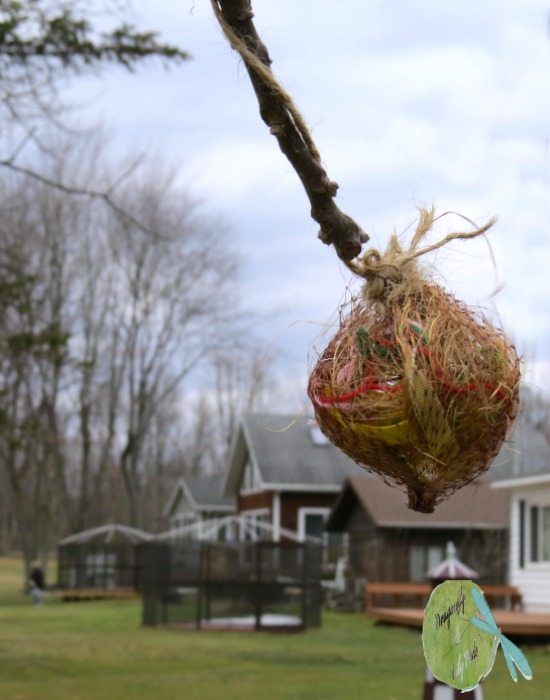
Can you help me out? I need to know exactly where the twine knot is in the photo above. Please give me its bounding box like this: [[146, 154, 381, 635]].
[[346, 207, 496, 311], [353, 237, 408, 304]]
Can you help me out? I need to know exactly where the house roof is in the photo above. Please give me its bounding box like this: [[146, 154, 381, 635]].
[[223, 413, 360, 497], [326, 474, 509, 531], [165, 476, 235, 517], [492, 473, 550, 489], [488, 416, 550, 481]]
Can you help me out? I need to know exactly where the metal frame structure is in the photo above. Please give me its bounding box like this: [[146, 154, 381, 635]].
[[141, 538, 323, 631], [58, 524, 153, 592]]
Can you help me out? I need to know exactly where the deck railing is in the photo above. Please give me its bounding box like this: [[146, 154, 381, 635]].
[[365, 582, 522, 614]]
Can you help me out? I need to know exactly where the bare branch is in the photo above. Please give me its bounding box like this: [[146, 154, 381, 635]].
[[211, 0, 369, 262], [0, 157, 168, 240]]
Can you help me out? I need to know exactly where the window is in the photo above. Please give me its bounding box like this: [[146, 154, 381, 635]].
[[409, 544, 445, 582], [305, 513, 326, 539], [528, 504, 550, 564], [298, 508, 330, 541], [530, 506, 539, 562], [518, 500, 525, 568]]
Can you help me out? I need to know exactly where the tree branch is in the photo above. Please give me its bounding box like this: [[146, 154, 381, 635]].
[[0, 157, 166, 240], [211, 0, 369, 262]]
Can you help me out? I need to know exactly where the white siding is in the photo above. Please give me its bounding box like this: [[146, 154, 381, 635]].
[[240, 457, 262, 494], [509, 487, 550, 612], [169, 489, 196, 529]]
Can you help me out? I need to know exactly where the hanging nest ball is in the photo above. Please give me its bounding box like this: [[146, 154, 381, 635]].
[[308, 209, 521, 513]]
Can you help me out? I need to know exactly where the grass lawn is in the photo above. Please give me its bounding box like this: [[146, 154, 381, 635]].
[[0, 556, 548, 700]]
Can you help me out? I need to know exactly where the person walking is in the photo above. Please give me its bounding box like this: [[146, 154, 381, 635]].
[[29, 561, 45, 605]]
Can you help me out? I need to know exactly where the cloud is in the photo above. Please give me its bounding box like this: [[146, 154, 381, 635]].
[[60, 0, 550, 388]]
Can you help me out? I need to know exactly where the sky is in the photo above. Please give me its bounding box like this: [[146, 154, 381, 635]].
[[68, 0, 550, 400]]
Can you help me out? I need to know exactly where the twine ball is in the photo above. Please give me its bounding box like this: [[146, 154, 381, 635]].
[[308, 211, 521, 513]]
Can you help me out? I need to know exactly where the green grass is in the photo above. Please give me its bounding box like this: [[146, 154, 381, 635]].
[[0, 557, 548, 700]]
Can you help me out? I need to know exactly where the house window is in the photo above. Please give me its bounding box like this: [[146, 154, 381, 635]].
[[518, 499, 525, 568], [409, 544, 445, 581], [298, 508, 330, 541], [529, 505, 550, 563]]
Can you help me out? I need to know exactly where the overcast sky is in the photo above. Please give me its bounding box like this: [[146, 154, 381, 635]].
[[71, 0, 550, 398]]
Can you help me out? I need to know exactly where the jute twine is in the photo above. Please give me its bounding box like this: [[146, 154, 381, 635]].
[[209, 0, 322, 163], [308, 209, 520, 513]]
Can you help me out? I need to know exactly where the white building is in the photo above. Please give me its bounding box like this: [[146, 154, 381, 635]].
[[493, 473, 550, 612]]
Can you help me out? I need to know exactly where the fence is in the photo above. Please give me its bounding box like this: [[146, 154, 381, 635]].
[[58, 542, 144, 591], [141, 540, 323, 631]]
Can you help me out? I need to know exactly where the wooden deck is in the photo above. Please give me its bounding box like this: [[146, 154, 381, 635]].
[[366, 606, 550, 637], [365, 582, 522, 613], [365, 582, 550, 637]]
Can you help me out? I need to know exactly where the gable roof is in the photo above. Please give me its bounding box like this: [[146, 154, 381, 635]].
[[165, 476, 235, 517], [326, 474, 509, 531], [223, 413, 360, 497]]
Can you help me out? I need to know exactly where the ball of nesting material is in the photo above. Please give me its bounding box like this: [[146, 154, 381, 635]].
[[308, 213, 520, 513]]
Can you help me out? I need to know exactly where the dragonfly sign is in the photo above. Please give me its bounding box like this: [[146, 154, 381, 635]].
[[422, 580, 533, 692]]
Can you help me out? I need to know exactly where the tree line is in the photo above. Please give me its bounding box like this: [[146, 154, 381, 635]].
[[0, 0, 279, 575], [0, 138, 266, 566]]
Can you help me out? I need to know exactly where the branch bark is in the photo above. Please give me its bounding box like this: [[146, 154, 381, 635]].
[[211, 0, 369, 262]]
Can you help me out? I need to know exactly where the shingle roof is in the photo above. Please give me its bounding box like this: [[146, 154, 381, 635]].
[[488, 417, 550, 480], [165, 476, 235, 516], [184, 476, 235, 508], [327, 474, 509, 531], [223, 413, 360, 496], [223, 410, 550, 499]]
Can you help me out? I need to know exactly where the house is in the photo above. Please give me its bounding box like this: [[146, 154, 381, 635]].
[[164, 475, 236, 537], [326, 474, 510, 584], [222, 413, 359, 542], [492, 473, 550, 612], [490, 417, 550, 612]]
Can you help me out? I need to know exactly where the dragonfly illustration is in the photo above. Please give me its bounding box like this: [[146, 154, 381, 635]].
[[469, 587, 533, 684]]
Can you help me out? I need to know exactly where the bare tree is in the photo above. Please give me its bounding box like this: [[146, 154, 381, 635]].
[[105, 166, 241, 525], [172, 345, 278, 480], [0, 176, 71, 574], [0, 0, 190, 233], [0, 138, 246, 568]]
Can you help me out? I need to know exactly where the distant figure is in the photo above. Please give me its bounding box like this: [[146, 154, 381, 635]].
[[29, 561, 44, 605]]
